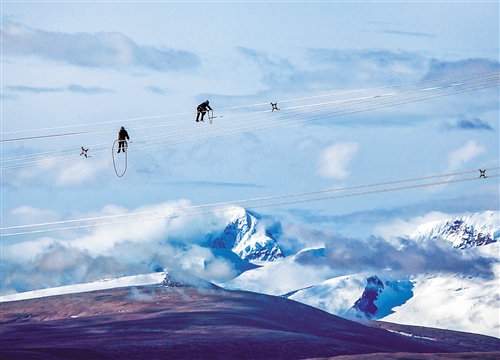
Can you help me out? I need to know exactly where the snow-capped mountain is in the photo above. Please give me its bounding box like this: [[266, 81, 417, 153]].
[[5, 210, 498, 339], [382, 266, 500, 337], [286, 273, 414, 321], [286, 252, 499, 337], [410, 211, 499, 249], [227, 211, 500, 338], [210, 208, 284, 261]]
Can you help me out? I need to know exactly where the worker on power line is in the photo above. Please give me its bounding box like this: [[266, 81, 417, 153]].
[[196, 100, 212, 122], [117, 126, 130, 153]]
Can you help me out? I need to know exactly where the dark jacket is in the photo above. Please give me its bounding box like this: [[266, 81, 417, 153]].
[[197, 101, 212, 112], [118, 129, 130, 141]]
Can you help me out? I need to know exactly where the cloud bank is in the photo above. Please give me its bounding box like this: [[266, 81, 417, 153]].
[[1, 201, 244, 294], [324, 235, 496, 278], [283, 223, 498, 280], [3, 204, 498, 297], [2, 20, 200, 72]]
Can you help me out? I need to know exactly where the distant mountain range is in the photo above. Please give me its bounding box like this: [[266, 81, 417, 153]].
[[286, 211, 499, 337], [3, 209, 498, 339], [223, 210, 500, 338]]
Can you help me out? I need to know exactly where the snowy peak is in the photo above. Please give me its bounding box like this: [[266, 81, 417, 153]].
[[210, 208, 284, 261], [410, 211, 499, 249]]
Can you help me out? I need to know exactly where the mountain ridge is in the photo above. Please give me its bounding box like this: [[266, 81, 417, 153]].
[[410, 210, 499, 249], [259, 211, 500, 337], [2, 282, 499, 359]]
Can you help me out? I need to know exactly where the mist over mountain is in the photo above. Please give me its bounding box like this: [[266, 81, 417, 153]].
[[223, 210, 500, 338], [2, 208, 499, 339]]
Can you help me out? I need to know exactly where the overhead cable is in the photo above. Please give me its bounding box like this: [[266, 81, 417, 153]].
[[1, 167, 498, 237]]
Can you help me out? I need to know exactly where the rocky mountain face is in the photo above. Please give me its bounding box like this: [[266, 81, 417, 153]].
[[344, 275, 414, 321], [209, 208, 284, 261], [410, 211, 499, 249], [348, 276, 384, 320]]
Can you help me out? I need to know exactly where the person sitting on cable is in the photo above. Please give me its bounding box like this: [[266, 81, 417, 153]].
[[196, 100, 212, 122], [117, 126, 130, 153]]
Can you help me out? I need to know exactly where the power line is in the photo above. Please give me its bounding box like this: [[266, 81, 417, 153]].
[[1, 167, 497, 237], [1, 70, 498, 144], [2, 73, 497, 171], [2, 72, 497, 151], [4, 68, 496, 137]]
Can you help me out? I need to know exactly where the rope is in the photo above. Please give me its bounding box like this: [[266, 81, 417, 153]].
[[1, 69, 495, 138], [112, 140, 128, 177], [1, 167, 498, 237], [274, 69, 500, 104]]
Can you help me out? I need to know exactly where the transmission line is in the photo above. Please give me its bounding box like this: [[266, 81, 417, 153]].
[[1, 167, 497, 237], [1, 72, 497, 171]]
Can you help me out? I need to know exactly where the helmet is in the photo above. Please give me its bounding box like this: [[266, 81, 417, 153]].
[[205, 100, 209, 104], [120, 126, 125, 130]]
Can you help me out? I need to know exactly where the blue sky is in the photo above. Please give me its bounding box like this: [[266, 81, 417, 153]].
[[1, 1, 499, 293]]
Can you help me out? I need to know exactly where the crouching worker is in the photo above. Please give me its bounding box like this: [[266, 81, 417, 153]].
[[196, 100, 212, 122]]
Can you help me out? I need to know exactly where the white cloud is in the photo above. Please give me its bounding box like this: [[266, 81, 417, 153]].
[[3, 157, 110, 188], [3, 237, 56, 263], [2, 20, 200, 72], [1, 200, 239, 293], [11, 205, 58, 221], [1, 206, 60, 234], [66, 199, 204, 253], [317, 142, 358, 179], [448, 140, 485, 170], [57, 158, 109, 186], [373, 211, 452, 241]]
